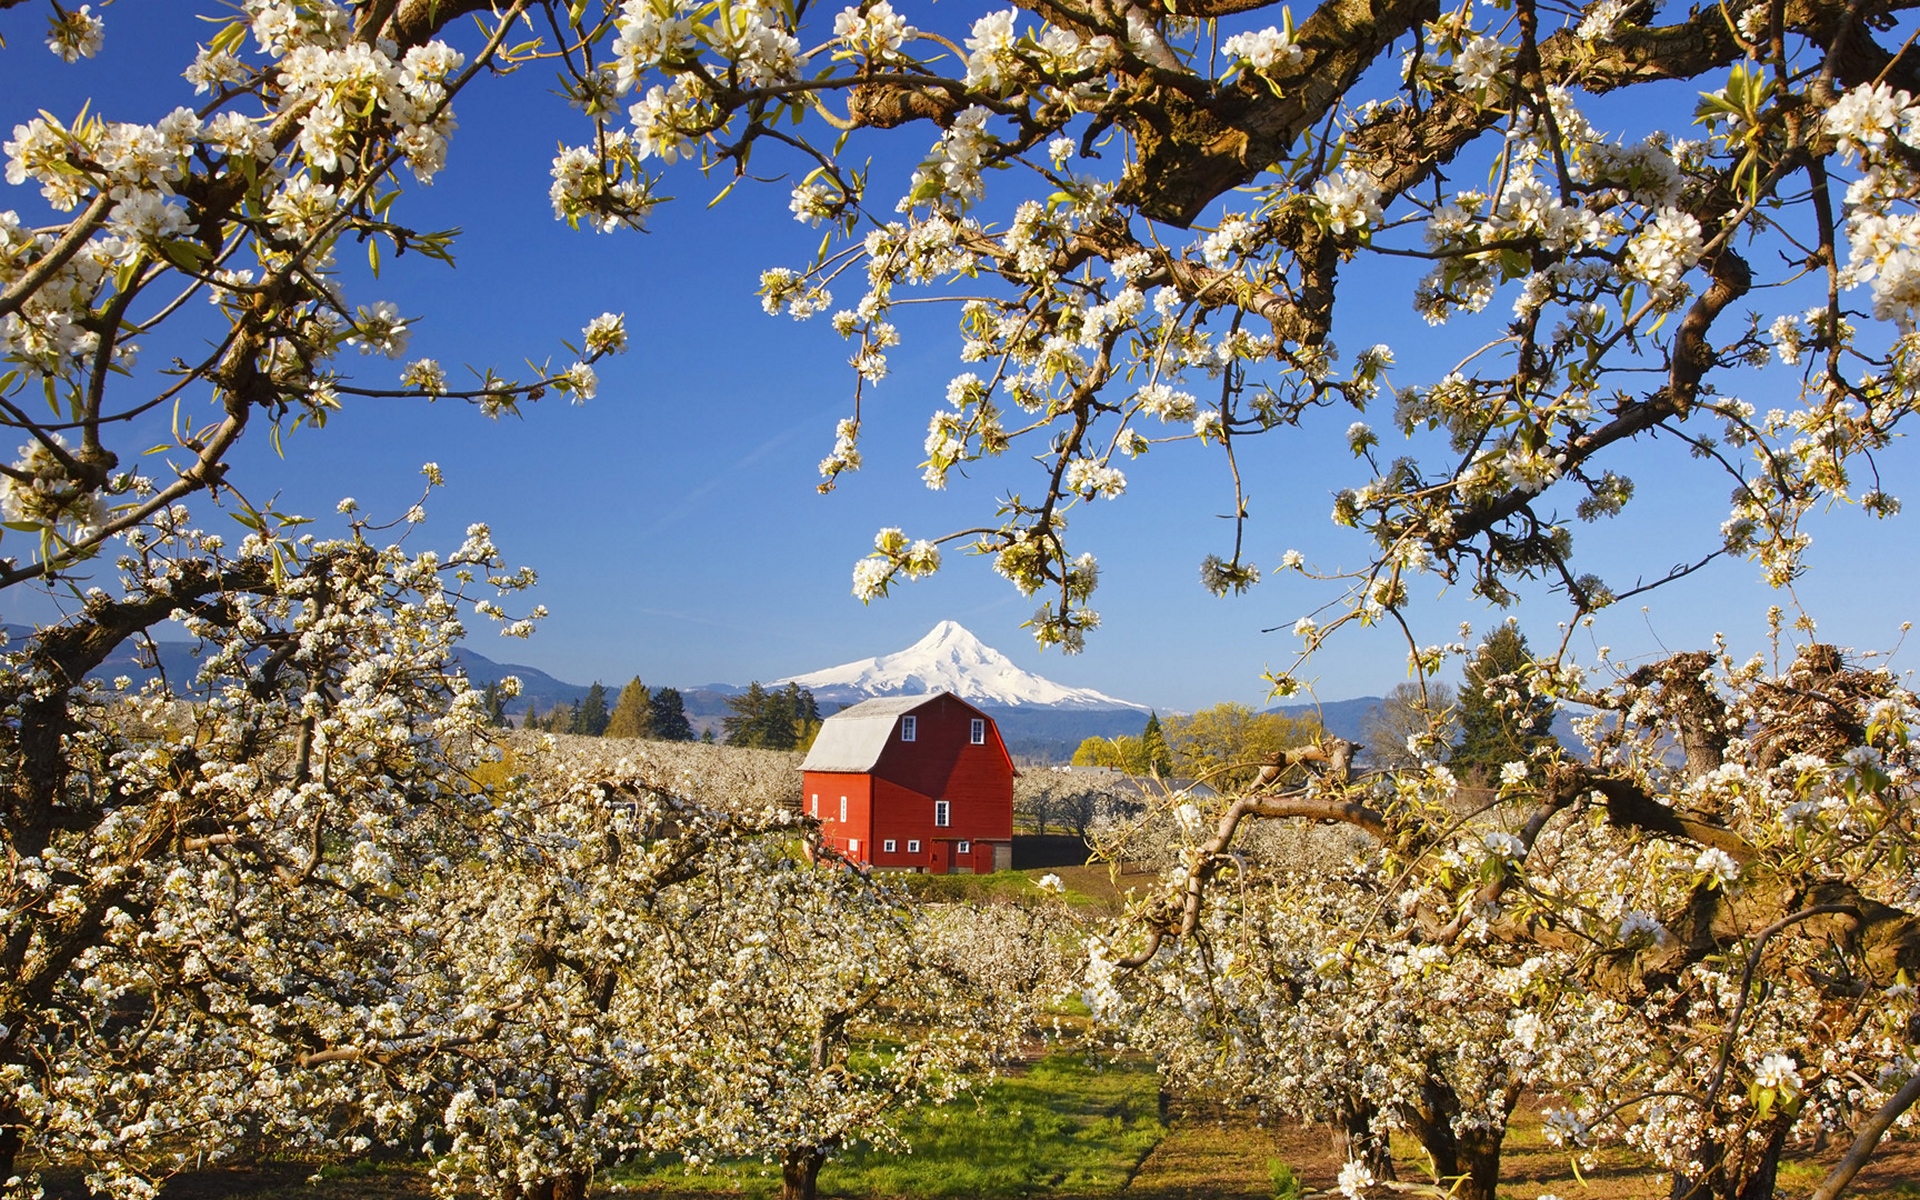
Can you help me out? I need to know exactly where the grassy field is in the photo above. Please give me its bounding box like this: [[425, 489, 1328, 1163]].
[[613, 1052, 1166, 1198]]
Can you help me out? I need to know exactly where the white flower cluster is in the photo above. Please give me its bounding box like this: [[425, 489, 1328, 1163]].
[[45, 4, 107, 62], [344, 301, 411, 359], [912, 106, 999, 207], [265, 5, 466, 182], [1065, 457, 1127, 498], [1312, 170, 1384, 236], [1623, 207, 1704, 295], [963, 9, 1024, 94], [852, 526, 942, 600], [834, 1, 918, 58], [0, 434, 108, 539], [1574, 0, 1631, 41], [1222, 26, 1303, 74]]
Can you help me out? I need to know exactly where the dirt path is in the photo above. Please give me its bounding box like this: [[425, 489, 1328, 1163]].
[[1126, 1100, 1920, 1200], [1121, 1098, 1325, 1200]]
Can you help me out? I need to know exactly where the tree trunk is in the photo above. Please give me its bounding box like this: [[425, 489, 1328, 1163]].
[[0, 1110, 21, 1185], [782, 1144, 827, 1200], [515, 1169, 594, 1200], [1336, 1096, 1395, 1182], [1401, 1078, 1461, 1182], [1733, 1123, 1789, 1200], [1401, 1077, 1515, 1200], [1671, 1119, 1788, 1200], [1454, 1122, 1505, 1200]]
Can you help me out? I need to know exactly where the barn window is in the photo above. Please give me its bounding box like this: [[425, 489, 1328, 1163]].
[[810, 793, 818, 817], [970, 718, 985, 744], [883, 839, 897, 853], [957, 840, 971, 854], [901, 715, 917, 741], [934, 800, 949, 827], [839, 796, 847, 823], [907, 839, 920, 853], [849, 839, 860, 855]]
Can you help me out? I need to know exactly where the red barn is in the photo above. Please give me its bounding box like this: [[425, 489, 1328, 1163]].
[[800, 693, 1014, 873]]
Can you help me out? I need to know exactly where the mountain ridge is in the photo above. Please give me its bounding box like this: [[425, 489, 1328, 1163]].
[[1, 619, 1407, 760], [777, 619, 1148, 711]]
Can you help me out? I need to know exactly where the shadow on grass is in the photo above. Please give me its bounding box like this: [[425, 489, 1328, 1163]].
[[612, 1052, 1165, 1200]]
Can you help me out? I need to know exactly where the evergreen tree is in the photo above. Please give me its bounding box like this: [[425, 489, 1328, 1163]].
[[724, 683, 820, 749], [700, 728, 715, 744], [546, 701, 577, 734], [782, 683, 823, 751], [1450, 626, 1557, 784], [650, 687, 695, 741], [480, 681, 508, 728], [572, 682, 611, 737], [604, 677, 654, 739], [1141, 712, 1173, 776], [722, 682, 769, 746], [521, 700, 540, 730]]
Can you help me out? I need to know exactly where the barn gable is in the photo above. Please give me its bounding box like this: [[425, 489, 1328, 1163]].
[[801, 693, 1015, 874]]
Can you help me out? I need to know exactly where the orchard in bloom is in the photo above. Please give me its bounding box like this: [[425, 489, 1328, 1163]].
[[0, 11, 1033, 1198], [1089, 639, 1920, 1200], [10, 1, 1920, 1199]]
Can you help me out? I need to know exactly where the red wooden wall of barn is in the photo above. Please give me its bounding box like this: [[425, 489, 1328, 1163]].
[[801, 694, 1012, 873], [803, 772, 872, 859]]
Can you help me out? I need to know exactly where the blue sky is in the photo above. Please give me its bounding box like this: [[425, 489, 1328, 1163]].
[[4, 5, 1918, 713]]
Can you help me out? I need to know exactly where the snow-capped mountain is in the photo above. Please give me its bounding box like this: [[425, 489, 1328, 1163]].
[[779, 620, 1147, 711]]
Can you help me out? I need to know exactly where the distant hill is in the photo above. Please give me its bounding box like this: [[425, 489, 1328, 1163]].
[[449, 646, 591, 715], [0, 623, 597, 717], [3, 622, 217, 691], [984, 706, 1161, 762], [5, 619, 1469, 761], [1268, 697, 1382, 745], [1274, 694, 1586, 761]]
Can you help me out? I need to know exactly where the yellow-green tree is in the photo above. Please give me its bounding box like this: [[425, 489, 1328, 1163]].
[[1161, 704, 1321, 789], [605, 677, 654, 739], [1071, 734, 1147, 770]]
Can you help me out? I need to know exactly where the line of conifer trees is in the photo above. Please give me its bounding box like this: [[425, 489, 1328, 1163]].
[[506, 678, 700, 741], [720, 682, 822, 751]]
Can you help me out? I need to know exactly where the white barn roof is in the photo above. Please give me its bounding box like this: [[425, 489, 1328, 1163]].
[[800, 694, 949, 773]]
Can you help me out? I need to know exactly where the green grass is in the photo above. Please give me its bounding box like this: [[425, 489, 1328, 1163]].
[[615, 1051, 1165, 1198], [895, 869, 1102, 908], [1266, 1159, 1302, 1200]]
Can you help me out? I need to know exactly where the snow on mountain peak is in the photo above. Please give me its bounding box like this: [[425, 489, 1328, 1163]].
[[779, 622, 1146, 710]]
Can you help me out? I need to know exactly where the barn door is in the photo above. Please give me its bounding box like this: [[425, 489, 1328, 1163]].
[[931, 840, 951, 874]]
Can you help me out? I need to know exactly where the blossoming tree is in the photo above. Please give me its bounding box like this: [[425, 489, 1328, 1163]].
[[1087, 642, 1920, 1200], [11, 0, 1920, 1198]]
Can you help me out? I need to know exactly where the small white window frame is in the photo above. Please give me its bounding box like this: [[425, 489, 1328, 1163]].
[[901, 715, 917, 742], [970, 718, 985, 745], [849, 838, 860, 855], [810, 793, 818, 817], [839, 796, 848, 823], [883, 839, 897, 853], [907, 839, 921, 853], [934, 800, 950, 827], [957, 840, 971, 854]]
